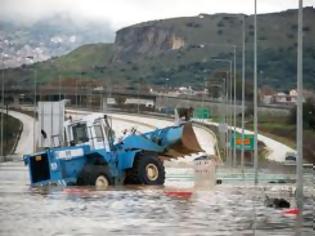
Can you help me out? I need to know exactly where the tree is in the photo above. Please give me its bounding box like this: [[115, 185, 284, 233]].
[[115, 96, 127, 105], [207, 74, 225, 99], [289, 98, 315, 130]]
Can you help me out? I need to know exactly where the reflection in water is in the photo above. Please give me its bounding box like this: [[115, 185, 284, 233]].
[[0, 164, 314, 236]]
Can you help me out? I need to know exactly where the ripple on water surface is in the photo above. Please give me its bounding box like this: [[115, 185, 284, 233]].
[[0, 181, 314, 236]]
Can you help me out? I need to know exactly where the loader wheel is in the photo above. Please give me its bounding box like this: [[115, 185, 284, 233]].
[[77, 164, 113, 190], [125, 153, 165, 185], [95, 175, 109, 190]]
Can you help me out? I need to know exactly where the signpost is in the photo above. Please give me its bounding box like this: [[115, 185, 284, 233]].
[[193, 107, 211, 119], [230, 133, 255, 151]]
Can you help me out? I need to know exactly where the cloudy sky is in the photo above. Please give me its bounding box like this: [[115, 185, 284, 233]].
[[1, 0, 314, 29]]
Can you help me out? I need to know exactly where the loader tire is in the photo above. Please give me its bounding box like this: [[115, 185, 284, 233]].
[[77, 164, 113, 189], [125, 153, 165, 185]]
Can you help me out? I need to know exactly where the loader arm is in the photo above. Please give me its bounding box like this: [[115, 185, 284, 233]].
[[119, 122, 203, 159]]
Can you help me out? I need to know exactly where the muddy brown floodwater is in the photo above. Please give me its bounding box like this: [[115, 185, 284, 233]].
[[0, 161, 314, 236]]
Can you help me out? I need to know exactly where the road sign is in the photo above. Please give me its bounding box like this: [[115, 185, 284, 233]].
[[230, 133, 255, 151], [193, 107, 211, 119]]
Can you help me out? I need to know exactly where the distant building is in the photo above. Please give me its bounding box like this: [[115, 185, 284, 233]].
[[262, 95, 273, 104], [273, 89, 297, 105], [178, 86, 194, 95], [274, 92, 288, 103], [261, 89, 300, 105]]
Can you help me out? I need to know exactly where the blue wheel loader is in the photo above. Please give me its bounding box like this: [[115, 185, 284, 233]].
[[23, 114, 203, 188]]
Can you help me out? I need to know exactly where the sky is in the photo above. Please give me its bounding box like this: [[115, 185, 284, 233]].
[[1, 0, 314, 29]]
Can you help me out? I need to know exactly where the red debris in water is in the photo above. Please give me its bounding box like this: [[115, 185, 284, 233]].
[[164, 191, 193, 199], [282, 208, 300, 216]]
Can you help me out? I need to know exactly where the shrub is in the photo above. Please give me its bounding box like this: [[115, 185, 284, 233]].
[[289, 98, 315, 130], [131, 65, 139, 71], [217, 30, 223, 35], [217, 21, 225, 27], [303, 26, 311, 32], [287, 33, 294, 39]]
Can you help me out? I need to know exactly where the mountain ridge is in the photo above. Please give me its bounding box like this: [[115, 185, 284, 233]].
[[2, 7, 315, 91]]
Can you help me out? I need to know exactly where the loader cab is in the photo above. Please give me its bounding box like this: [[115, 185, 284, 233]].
[[64, 114, 115, 151]]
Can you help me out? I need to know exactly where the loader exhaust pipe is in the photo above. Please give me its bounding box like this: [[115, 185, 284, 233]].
[[164, 123, 203, 158]]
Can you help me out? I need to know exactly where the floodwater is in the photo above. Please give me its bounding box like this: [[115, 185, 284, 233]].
[[0, 161, 314, 236]]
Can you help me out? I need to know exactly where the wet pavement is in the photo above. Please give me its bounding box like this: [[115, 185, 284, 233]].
[[0, 161, 314, 236]]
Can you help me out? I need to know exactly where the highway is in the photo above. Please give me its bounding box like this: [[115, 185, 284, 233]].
[[198, 119, 295, 162]]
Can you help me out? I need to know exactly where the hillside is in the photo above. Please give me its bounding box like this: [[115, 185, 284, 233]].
[[0, 13, 114, 69], [3, 7, 315, 91]]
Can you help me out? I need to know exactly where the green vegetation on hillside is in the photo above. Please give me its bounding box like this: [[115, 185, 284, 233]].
[[2, 7, 315, 91]]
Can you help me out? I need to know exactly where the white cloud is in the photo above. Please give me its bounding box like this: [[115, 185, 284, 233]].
[[0, 0, 314, 29]]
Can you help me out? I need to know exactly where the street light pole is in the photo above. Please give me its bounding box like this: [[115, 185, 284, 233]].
[[233, 45, 237, 167], [0, 68, 4, 159], [296, 0, 304, 210], [212, 58, 233, 166], [202, 78, 207, 109], [241, 15, 246, 176], [75, 79, 78, 108], [165, 78, 170, 111], [58, 75, 62, 101], [223, 77, 228, 162], [229, 62, 233, 166], [137, 78, 140, 114], [223, 76, 227, 126], [33, 69, 37, 152], [253, 0, 259, 184]]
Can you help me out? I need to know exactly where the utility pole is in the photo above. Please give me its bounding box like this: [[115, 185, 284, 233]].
[[241, 15, 246, 177], [253, 0, 259, 184], [296, 0, 304, 210]]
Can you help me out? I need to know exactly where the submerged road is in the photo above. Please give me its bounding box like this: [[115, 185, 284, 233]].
[[0, 110, 314, 235], [0, 161, 313, 236]]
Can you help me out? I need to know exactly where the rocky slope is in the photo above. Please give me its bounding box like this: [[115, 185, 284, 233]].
[[112, 7, 315, 61]]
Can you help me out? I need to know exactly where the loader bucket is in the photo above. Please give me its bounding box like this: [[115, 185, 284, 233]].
[[164, 123, 203, 158]]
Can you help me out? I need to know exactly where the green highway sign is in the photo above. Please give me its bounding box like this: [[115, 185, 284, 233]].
[[193, 107, 211, 119], [230, 133, 255, 151]]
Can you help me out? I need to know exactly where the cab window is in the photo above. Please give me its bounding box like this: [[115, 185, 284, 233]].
[[72, 123, 89, 144], [94, 122, 104, 142]]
